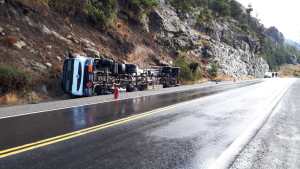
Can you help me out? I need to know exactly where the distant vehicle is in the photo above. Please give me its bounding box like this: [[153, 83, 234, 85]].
[[62, 55, 181, 97], [264, 72, 279, 78]]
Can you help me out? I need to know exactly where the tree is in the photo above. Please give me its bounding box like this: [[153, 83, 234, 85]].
[[245, 4, 253, 21], [230, 0, 243, 19], [209, 0, 230, 17], [246, 4, 253, 16]]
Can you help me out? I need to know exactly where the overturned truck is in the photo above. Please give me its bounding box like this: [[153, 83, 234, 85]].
[[62, 55, 180, 97]]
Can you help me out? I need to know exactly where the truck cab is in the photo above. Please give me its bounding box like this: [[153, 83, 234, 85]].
[[62, 55, 94, 97]]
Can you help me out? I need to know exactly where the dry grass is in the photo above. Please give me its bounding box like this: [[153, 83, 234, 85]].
[[0, 93, 19, 105], [279, 64, 300, 77]]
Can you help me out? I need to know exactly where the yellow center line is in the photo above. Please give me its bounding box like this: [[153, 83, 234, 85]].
[[0, 105, 177, 158]]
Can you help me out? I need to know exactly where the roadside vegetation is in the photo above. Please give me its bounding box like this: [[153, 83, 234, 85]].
[[174, 55, 202, 82], [208, 63, 218, 78], [0, 65, 31, 94]]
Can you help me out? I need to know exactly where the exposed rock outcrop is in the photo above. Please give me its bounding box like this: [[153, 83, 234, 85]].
[[146, 3, 269, 78]]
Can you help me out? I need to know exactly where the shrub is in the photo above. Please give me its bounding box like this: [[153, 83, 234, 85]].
[[170, 0, 208, 13], [85, 0, 117, 27], [48, 0, 85, 16], [0, 65, 31, 94], [170, 0, 193, 13], [240, 24, 249, 33], [209, 0, 230, 17], [229, 0, 243, 19], [197, 8, 213, 23], [208, 63, 218, 78], [128, 0, 158, 10], [122, 0, 158, 21], [174, 56, 202, 82]]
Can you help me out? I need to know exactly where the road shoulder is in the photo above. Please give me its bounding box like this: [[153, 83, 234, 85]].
[[231, 79, 300, 169]]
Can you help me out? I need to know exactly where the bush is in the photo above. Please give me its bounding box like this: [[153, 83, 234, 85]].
[[209, 0, 230, 17], [85, 0, 117, 26], [197, 8, 213, 23], [0, 65, 31, 94], [174, 56, 202, 82], [48, 0, 85, 16], [229, 0, 243, 19], [48, 0, 117, 27], [208, 63, 218, 78], [170, 0, 194, 13], [170, 0, 208, 13], [128, 0, 158, 10], [240, 24, 249, 32]]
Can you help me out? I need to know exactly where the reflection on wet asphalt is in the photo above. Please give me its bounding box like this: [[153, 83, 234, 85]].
[[1, 79, 295, 169], [0, 82, 257, 150]]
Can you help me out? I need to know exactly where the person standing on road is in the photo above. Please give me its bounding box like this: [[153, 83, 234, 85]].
[[113, 83, 120, 99]]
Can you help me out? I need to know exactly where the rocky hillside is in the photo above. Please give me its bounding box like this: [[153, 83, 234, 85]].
[[0, 0, 293, 105], [149, 2, 269, 78]]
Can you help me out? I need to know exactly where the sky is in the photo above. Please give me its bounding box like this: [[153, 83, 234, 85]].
[[236, 0, 300, 42]]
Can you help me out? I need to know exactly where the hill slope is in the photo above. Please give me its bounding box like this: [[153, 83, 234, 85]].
[[0, 0, 298, 105]]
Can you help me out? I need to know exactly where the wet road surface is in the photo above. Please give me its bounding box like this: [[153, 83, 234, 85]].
[[0, 79, 295, 169], [0, 81, 258, 151], [231, 79, 300, 169]]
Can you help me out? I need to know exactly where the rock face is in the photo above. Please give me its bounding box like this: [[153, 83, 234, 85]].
[[148, 5, 195, 51], [146, 3, 269, 78], [209, 40, 269, 78]]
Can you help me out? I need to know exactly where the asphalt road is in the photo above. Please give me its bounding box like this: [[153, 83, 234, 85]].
[[0, 78, 296, 169], [231, 79, 300, 169]]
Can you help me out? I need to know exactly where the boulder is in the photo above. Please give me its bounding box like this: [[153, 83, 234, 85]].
[[45, 62, 52, 68], [46, 45, 52, 50], [14, 40, 26, 49], [56, 56, 62, 62], [31, 61, 47, 71], [41, 25, 72, 44], [80, 38, 95, 48], [84, 47, 99, 57]]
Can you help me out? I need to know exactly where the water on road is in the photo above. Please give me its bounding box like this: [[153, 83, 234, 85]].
[[0, 78, 296, 169]]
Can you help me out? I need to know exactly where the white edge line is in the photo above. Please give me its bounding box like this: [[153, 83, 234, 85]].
[[208, 79, 295, 169], [0, 80, 262, 120]]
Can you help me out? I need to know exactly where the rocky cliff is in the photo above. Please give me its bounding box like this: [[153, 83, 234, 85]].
[[144, 2, 269, 78]]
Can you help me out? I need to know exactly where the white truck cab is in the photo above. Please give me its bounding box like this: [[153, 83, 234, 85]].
[[62, 55, 94, 96]]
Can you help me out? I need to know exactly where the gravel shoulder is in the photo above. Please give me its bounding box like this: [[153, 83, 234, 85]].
[[231, 79, 300, 169]]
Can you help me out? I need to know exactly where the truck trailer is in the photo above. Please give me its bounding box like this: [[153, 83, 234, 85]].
[[62, 55, 180, 97]]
